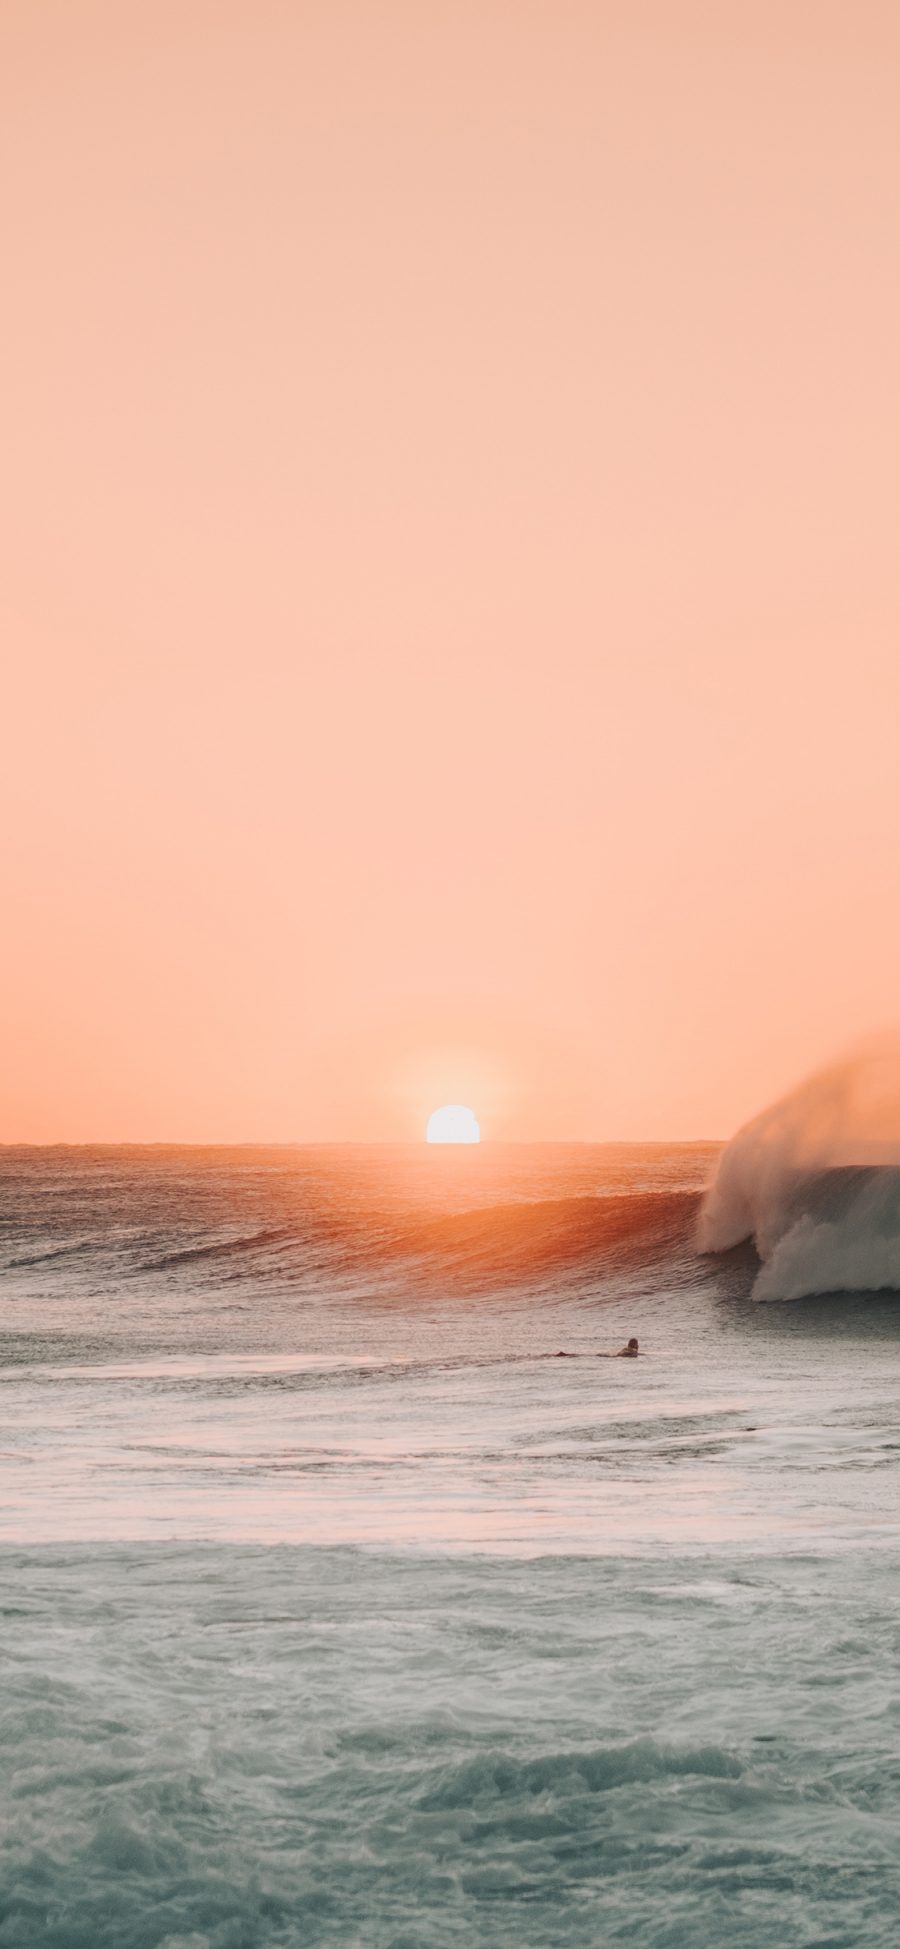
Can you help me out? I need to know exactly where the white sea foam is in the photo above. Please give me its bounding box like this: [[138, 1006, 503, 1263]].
[[3, 1546, 900, 1948], [699, 1041, 900, 1299]]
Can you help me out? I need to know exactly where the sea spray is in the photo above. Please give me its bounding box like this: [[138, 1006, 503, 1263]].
[[699, 1041, 900, 1299]]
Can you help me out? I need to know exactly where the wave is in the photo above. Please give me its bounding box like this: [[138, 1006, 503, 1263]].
[[379, 1189, 702, 1293], [2, 1161, 711, 1305], [119, 1191, 704, 1299], [7, 1238, 100, 1269], [138, 1226, 297, 1272], [418, 1737, 742, 1810], [699, 1043, 900, 1300]]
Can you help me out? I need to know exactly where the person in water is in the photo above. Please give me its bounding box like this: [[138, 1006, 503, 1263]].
[[554, 1338, 640, 1358]]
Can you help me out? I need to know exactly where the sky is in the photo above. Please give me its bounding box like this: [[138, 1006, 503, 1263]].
[[3, 0, 900, 1143]]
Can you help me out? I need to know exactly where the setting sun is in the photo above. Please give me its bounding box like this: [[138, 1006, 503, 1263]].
[[426, 1104, 481, 1144]]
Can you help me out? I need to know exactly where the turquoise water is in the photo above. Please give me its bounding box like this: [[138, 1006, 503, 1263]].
[[5, 1548, 900, 1948]]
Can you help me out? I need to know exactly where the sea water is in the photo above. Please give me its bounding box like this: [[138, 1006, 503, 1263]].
[[3, 1144, 900, 1946]]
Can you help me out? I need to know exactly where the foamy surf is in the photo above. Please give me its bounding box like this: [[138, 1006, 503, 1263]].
[[3, 1546, 900, 1949], [699, 1043, 900, 1299]]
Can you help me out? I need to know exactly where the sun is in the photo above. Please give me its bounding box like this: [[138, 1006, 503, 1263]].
[[426, 1104, 481, 1144]]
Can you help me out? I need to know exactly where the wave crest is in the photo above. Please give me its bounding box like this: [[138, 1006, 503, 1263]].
[[387, 1190, 701, 1293], [699, 1043, 900, 1300], [419, 1737, 742, 1810]]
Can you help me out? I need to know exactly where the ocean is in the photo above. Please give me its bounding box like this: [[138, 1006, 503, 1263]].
[[3, 1142, 900, 1947]]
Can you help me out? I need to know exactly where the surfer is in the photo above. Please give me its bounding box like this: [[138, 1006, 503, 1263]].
[[554, 1338, 640, 1358]]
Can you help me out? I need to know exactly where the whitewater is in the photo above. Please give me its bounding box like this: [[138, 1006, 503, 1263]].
[[4, 1137, 900, 1946]]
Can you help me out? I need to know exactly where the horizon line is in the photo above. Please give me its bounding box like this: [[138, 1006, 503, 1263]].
[[0, 1135, 726, 1151]]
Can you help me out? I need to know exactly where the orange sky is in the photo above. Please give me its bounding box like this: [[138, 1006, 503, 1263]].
[[3, 0, 900, 1143]]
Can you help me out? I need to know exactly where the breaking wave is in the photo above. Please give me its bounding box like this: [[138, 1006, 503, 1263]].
[[699, 1043, 900, 1300]]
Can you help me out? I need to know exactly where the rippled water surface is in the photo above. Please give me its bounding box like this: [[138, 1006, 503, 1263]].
[[3, 1144, 900, 1945]]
